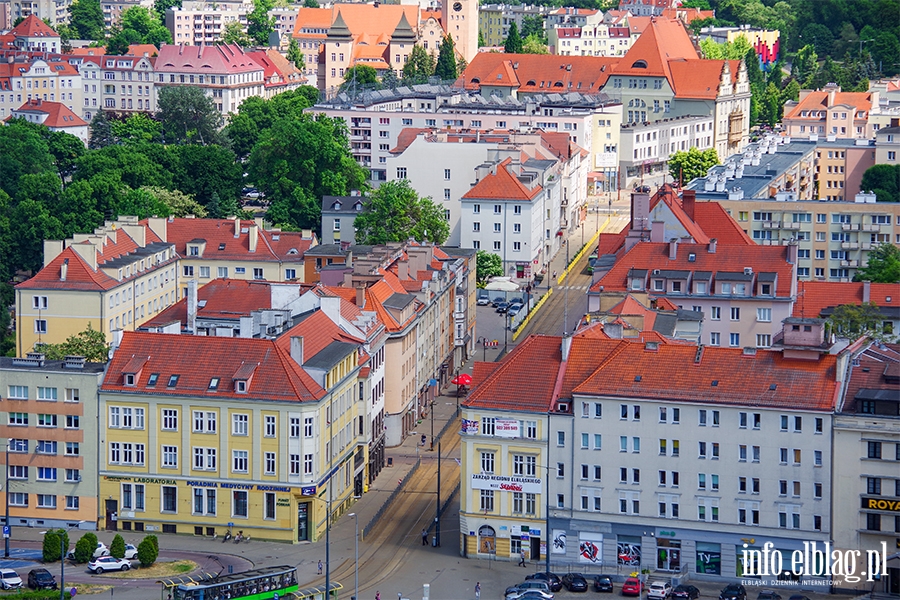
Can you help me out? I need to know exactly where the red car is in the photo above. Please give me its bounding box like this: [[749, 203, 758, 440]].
[[622, 578, 643, 596]]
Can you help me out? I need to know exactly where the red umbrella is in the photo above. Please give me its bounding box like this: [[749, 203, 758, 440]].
[[451, 373, 472, 385]]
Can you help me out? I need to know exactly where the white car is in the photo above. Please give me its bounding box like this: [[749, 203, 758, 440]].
[[648, 581, 673, 600], [67, 541, 109, 561], [88, 556, 131, 573], [123, 544, 138, 559], [0, 569, 22, 589]]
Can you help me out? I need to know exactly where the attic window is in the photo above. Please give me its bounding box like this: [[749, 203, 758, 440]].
[[632, 60, 648, 68], [218, 243, 226, 250], [496, 74, 503, 80], [688, 253, 696, 262], [634, 375, 642, 382], [147, 373, 159, 387], [272, 235, 280, 241], [711, 380, 718, 387], [471, 77, 480, 84], [208, 377, 219, 391], [124, 373, 136, 386], [554, 81, 564, 87], [235, 380, 248, 393], [769, 383, 777, 391], [287, 248, 298, 255], [526, 80, 536, 86], [167, 374, 180, 388]]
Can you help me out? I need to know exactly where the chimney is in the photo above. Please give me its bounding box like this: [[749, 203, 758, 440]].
[[561, 334, 572, 360], [681, 189, 696, 221], [630, 191, 650, 234], [398, 259, 409, 280], [234, 217, 240, 239], [249, 222, 258, 253], [786, 241, 798, 264], [668, 238, 678, 260], [355, 283, 366, 307], [604, 322, 623, 339], [862, 280, 871, 303], [187, 279, 198, 332], [708, 238, 717, 254], [44, 239, 64, 267], [290, 336, 304, 365], [650, 221, 665, 243], [320, 295, 341, 325], [60, 257, 68, 281]]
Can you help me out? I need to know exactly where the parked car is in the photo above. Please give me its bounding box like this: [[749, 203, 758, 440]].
[[241, 187, 261, 199], [621, 578, 642, 596], [477, 293, 492, 306], [756, 591, 781, 600], [508, 304, 524, 317], [672, 585, 700, 600], [495, 302, 511, 313], [526, 572, 562, 592], [66, 541, 109, 561], [0, 569, 22, 589], [592, 575, 614, 593], [720, 584, 747, 600], [509, 297, 525, 306], [647, 581, 672, 600], [506, 580, 554, 600], [88, 556, 132, 573], [123, 544, 138, 559], [491, 296, 506, 307], [561, 573, 588, 592], [27, 569, 57, 590]]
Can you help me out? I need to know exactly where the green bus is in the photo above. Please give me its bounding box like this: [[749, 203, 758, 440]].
[[170, 565, 298, 600]]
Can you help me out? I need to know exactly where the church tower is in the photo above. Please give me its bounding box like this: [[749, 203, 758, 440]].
[[441, 0, 478, 64]]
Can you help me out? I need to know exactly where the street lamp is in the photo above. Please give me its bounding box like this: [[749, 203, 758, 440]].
[[4, 443, 10, 558], [348, 513, 359, 600]]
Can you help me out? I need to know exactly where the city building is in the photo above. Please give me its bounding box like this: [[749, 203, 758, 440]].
[[461, 322, 850, 591], [321, 194, 367, 245], [8, 98, 88, 143], [98, 329, 365, 543], [0, 54, 82, 120], [101, 0, 153, 30], [794, 280, 900, 339], [0, 353, 105, 530], [581, 296, 704, 343], [698, 26, 780, 71], [782, 84, 877, 141], [165, 0, 252, 46], [478, 4, 550, 48], [245, 49, 306, 98], [6, 10, 64, 38], [14, 216, 179, 357], [875, 125, 900, 165], [153, 43, 265, 116], [831, 340, 900, 593], [617, 0, 671, 17], [301, 243, 373, 285], [72, 52, 156, 122], [269, 7, 299, 48], [618, 113, 715, 180]]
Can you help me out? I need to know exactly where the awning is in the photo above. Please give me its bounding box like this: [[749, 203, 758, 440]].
[[451, 373, 472, 386], [289, 581, 343, 598], [587, 171, 606, 181], [157, 573, 217, 588]]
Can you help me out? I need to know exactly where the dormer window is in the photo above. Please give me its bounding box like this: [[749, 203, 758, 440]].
[[653, 279, 664, 291], [235, 380, 248, 393], [631, 278, 643, 291], [189, 246, 199, 256], [124, 373, 136, 386], [334, 201, 341, 210]]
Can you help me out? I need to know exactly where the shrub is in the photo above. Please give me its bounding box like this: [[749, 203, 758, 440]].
[[42, 530, 61, 563], [109, 533, 126, 559], [73, 532, 98, 564], [137, 537, 158, 567]]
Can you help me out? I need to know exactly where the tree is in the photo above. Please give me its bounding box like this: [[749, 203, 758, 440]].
[[434, 36, 458, 81], [110, 112, 163, 145], [0, 120, 54, 200], [668, 147, 719, 186], [520, 15, 546, 44], [42, 529, 69, 563], [225, 88, 317, 158], [68, 0, 105, 40], [248, 114, 367, 230], [402, 45, 435, 83], [73, 532, 98, 564], [353, 180, 449, 244], [522, 33, 549, 54], [871, 31, 900, 76], [222, 20, 251, 46], [476, 250, 503, 283], [88, 111, 114, 149], [154, 0, 181, 17], [699, 35, 752, 60], [157, 86, 223, 145], [827, 302, 896, 343], [106, 5, 171, 53], [247, 0, 275, 46], [110, 534, 126, 559], [800, 23, 833, 56], [40, 323, 109, 362], [861, 164, 900, 203], [504, 22, 523, 54], [853, 243, 900, 284], [142, 186, 208, 217], [342, 64, 379, 90], [303, 0, 318, 6], [287, 37, 303, 69], [137, 536, 159, 567]]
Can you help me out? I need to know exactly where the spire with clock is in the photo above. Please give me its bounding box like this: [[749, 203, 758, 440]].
[[441, 0, 478, 64]]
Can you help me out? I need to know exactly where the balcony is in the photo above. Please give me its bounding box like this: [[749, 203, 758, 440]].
[[761, 221, 779, 229], [841, 260, 859, 267], [782, 222, 801, 230], [841, 242, 860, 249], [861, 242, 872, 250], [841, 223, 860, 231], [861, 224, 881, 232]]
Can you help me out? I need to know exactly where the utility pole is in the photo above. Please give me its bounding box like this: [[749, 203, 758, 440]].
[[4, 443, 9, 558], [435, 441, 441, 547], [563, 241, 569, 335]]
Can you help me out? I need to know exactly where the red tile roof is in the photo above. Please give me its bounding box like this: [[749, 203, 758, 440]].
[[462, 158, 542, 201], [590, 241, 795, 296], [153, 218, 315, 264], [692, 202, 755, 245], [12, 99, 86, 128], [155, 44, 264, 75], [275, 309, 364, 362], [460, 53, 616, 95], [841, 342, 900, 413], [103, 331, 325, 401], [783, 89, 874, 120], [794, 281, 900, 318], [613, 17, 697, 80], [10, 15, 59, 38], [391, 128, 430, 153], [143, 279, 281, 328]]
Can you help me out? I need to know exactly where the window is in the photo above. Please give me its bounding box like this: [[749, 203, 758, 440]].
[[557, 463, 565, 478], [480, 452, 495, 474], [699, 410, 707, 426], [739, 445, 747, 461], [814, 450, 823, 466], [232, 414, 248, 435], [730, 307, 740, 321], [162, 445, 178, 468], [867, 441, 881, 458], [162, 409, 178, 431], [233, 490, 249, 517], [121, 483, 145, 511], [793, 449, 801, 464], [757, 308, 771, 322], [480, 490, 494, 512], [37, 467, 57, 481], [756, 334, 771, 348], [265, 452, 276, 475], [8, 412, 28, 426], [37, 440, 57, 454], [780, 447, 788, 463], [304, 417, 314, 437], [34, 319, 47, 334], [37, 494, 57, 509], [752, 446, 760, 462], [699, 441, 707, 458], [709, 332, 720, 346], [710, 306, 721, 320], [593, 434, 602, 450], [232, 450, 248, 473], [38, 414, 57, 427], [65, 442, 80, 456], [8, 465, 27, 479], [9, 439, 27, 453], [729, 333, 740, 347], [557, 431, 565, 447], [37, 387, 57, 401], [264, 415, 276, 437], [162, 486, 177, 512]]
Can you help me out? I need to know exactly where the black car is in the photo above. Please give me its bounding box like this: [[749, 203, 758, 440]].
[[561, 572, 589, 592], [27, 569, 57, 590], [592, 575, 614, 593], [495, 302, 511, 313], [491, 296, 506, 307], [673, 585, 700, 600], [757, 591, 782, 600], [720, 584, 747, 600], [525, 572, 562, 592]]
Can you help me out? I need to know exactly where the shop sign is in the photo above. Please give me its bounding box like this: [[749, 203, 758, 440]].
[[658, 530, 677, 537], [861, 496, 900, 512], [301, 486, 317, 496], [471, 473, 541, 494], [276, 498, 291, 507], [494, 418, 520, 438]]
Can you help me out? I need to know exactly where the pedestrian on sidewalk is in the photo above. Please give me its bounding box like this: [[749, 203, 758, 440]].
[[475, 582, 481, 599], [422, 528, 428, 545], [317, 560, 323, 575], [421, 434, 427, 446], [376, 592, 381, 600], [518, 548, 527, 567]]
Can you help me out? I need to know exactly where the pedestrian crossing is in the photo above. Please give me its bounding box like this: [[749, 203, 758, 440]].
[[557, 285, 591, 291]]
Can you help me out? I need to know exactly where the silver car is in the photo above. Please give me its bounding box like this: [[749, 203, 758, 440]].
[[0, 569, 22, 589]]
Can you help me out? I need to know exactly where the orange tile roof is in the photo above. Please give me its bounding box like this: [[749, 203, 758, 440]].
[[483, 59, 520, 87], [692, 202, 755, 245], [794, 281, 900, 318], [103, 331, 325, 401], [784, 89, 873, 120], [460, 53, 616, 95], [590, 241, 795, 296], [654, 297, 679, 311], [391, 128, 430, 153], [276, 309, 364, 360], [10, 15, 59, 37], [462, 158, 542, 201], [572, 338, 839, 410], [842, 343, 900, 413], [660, 7, 716, 24], [613, 17, 697, 80], [327, 4, 420, 39], [153, 218, 314, 263], [667, 59, 729, 99], [143, 279, 281, 328], [12, 99, 86, 128]]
